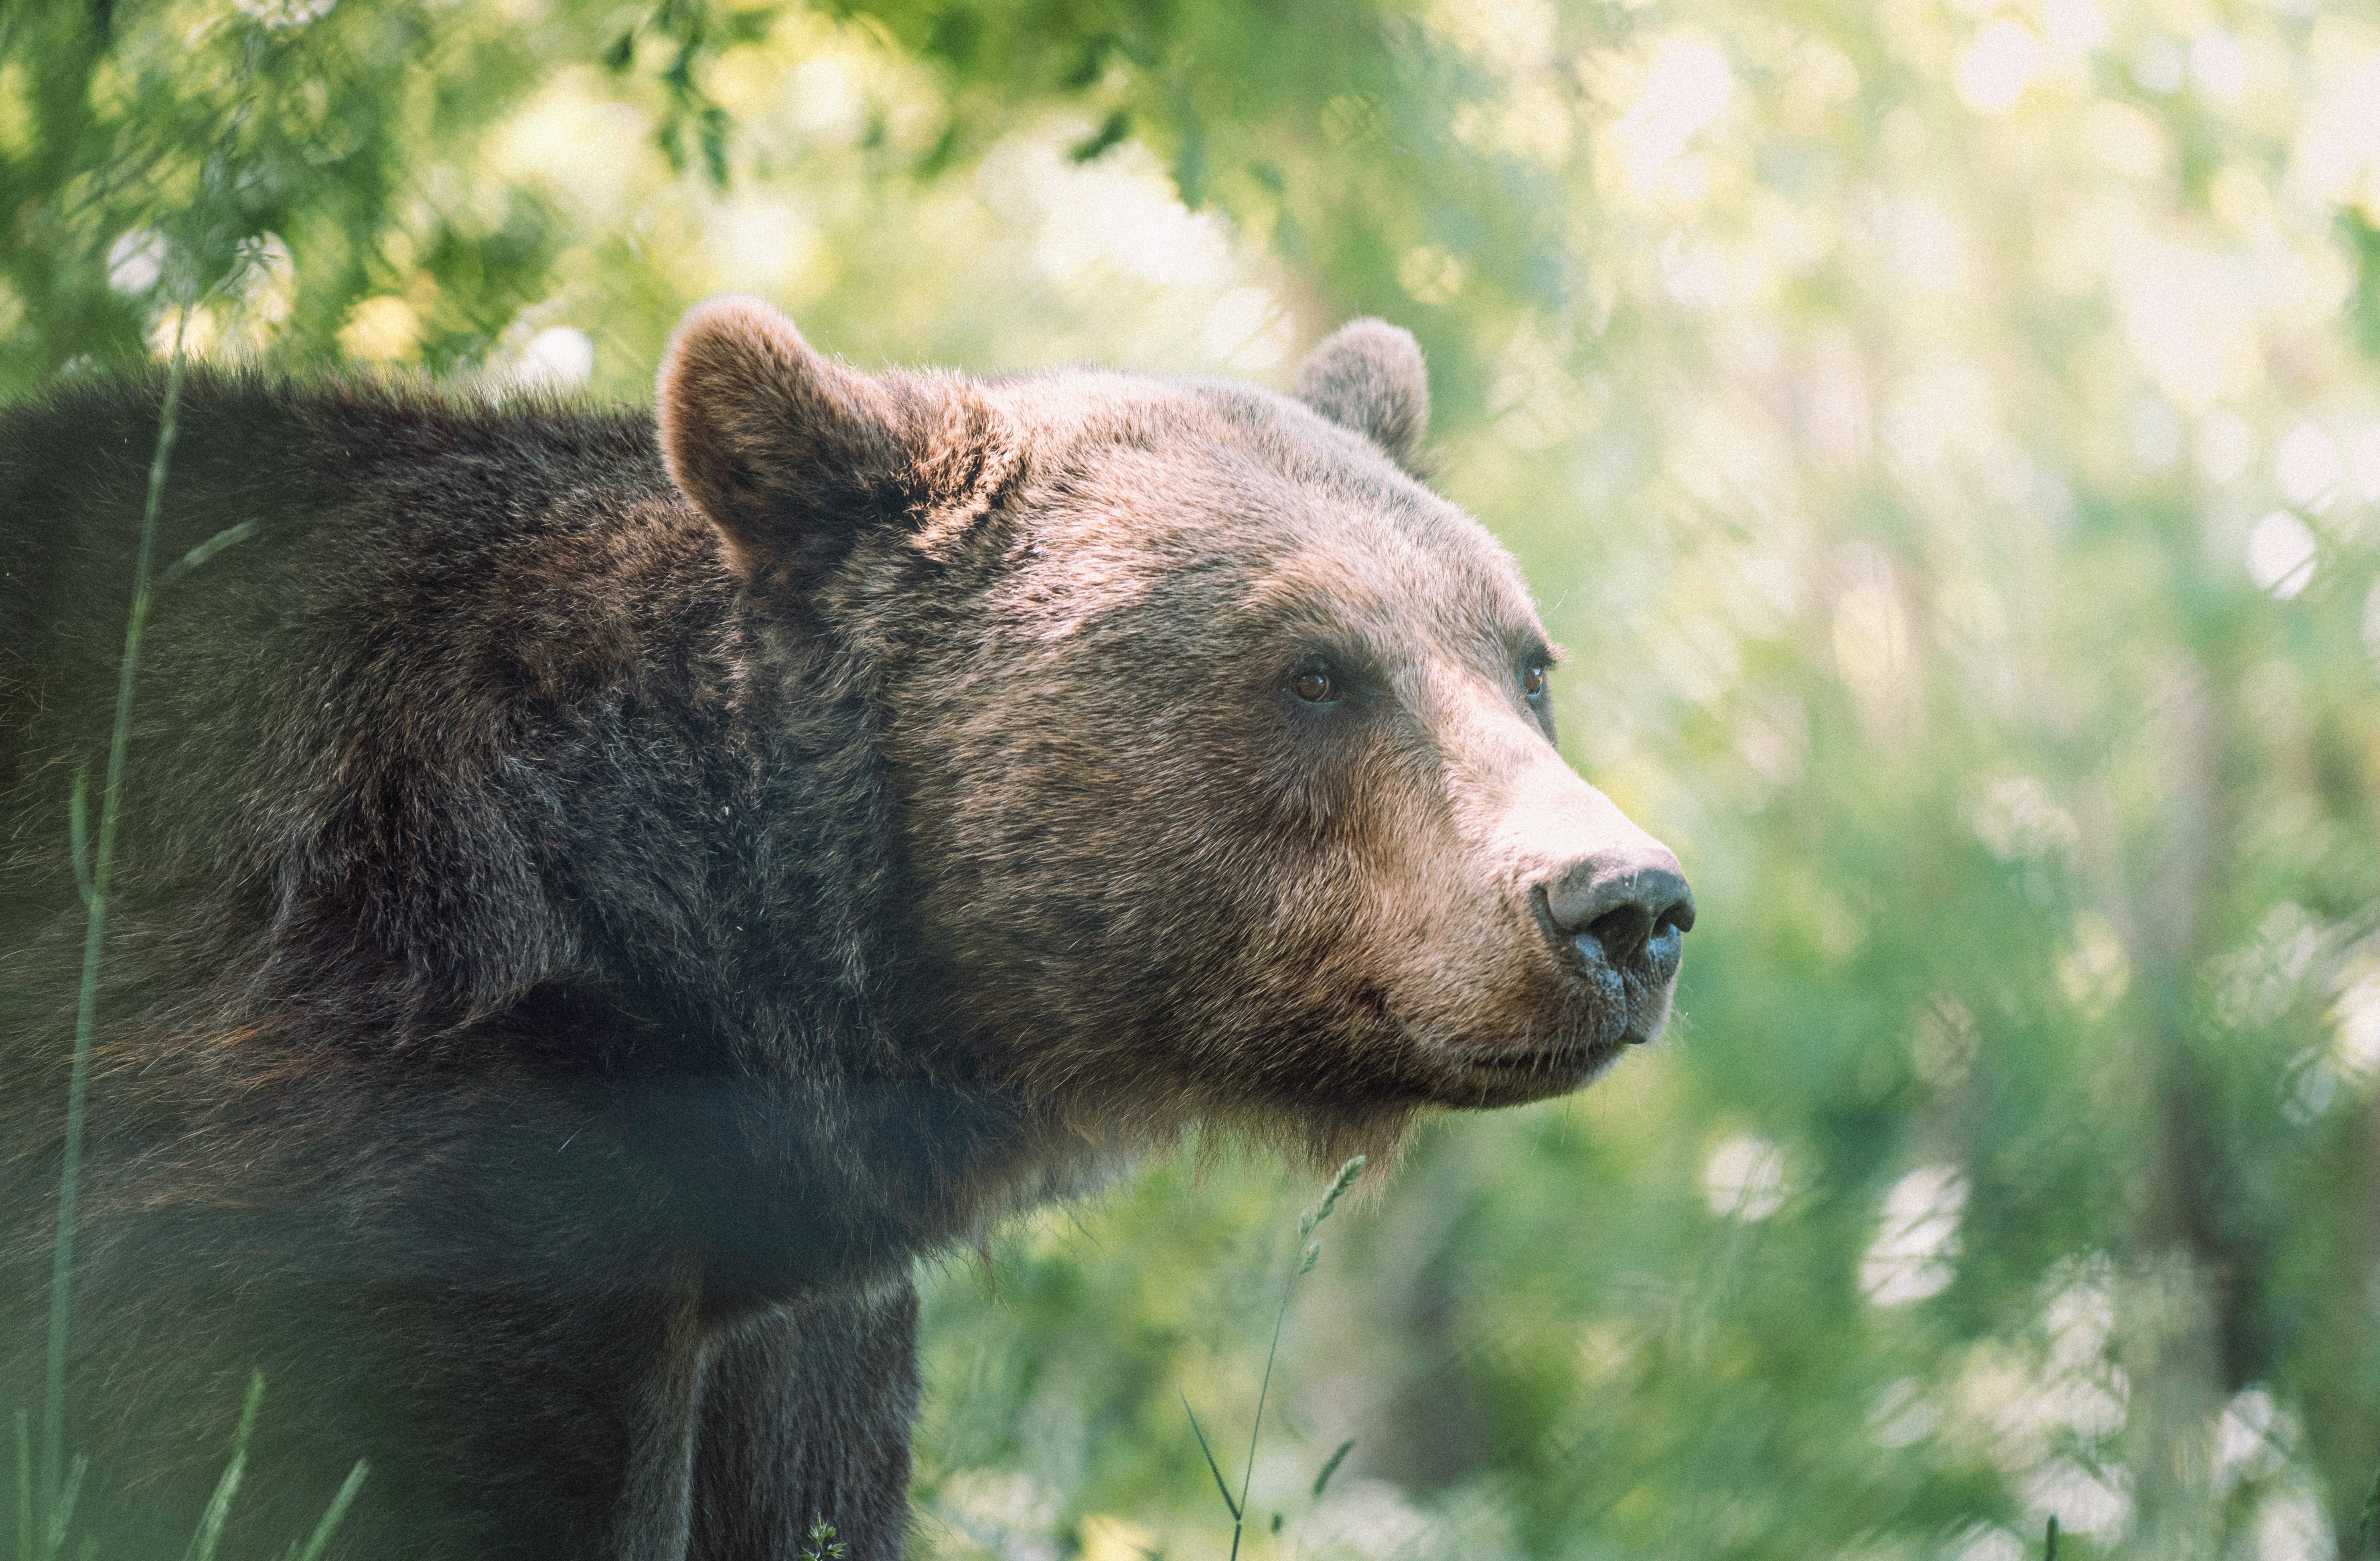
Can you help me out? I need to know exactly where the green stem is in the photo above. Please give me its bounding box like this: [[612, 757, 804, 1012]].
[[39, 321, 190, 1533], [182, 1373, 263, 1561], [284, 1462, 367, 1561], [1233, 1275, 1296, 1561], [13, 1411, 29, 1561]]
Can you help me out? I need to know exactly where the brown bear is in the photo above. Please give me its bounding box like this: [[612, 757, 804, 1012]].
[[0, 298, 1691, 1560]]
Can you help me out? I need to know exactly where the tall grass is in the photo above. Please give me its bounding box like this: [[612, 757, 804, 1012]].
[[1180, 1156, 1363, 1561], [21, 302, 364, 1560], [40, 313, 191, 1545]]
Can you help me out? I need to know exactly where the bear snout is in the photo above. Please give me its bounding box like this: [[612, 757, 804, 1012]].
[[1537, 847, 1695, 1037]]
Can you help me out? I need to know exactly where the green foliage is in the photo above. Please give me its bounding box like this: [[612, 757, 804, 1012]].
[[8, 0, 2380, 1557]]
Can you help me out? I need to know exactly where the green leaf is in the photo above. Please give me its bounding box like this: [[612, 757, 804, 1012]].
[[15, 1410, 31, 1561], [1178, 1395, 1240, 1521], [1312, 1438, 1355, 1500], [162, 520, 255, 583], [43, 1456, 84, 1560], [722, 8, 776, 45], [1070, 110, 1130, 164], [284, 1461, 366, 1561], [181, 1373, 264, 1561], [698, 106, 731, 187]]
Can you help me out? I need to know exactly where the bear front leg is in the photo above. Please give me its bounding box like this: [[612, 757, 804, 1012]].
[[52, 1265, 715, 1561], [690, 1279, 920, 1561]]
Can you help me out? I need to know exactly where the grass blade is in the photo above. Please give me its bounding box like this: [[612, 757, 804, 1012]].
[[43, 328, 191, 1531], [1310, 1439, 1354, 1501], [1241, 1280, 1293, 1530], [161, 521, 255, 584], [181, 1373, 264, 1561], [14, 1411, 30, 1561], [282, 1460, 367, 1561], [1243, 1161, 1365, 1533], [41, 1457, 83, 1561], [1178, 1394, 1239, 1521]]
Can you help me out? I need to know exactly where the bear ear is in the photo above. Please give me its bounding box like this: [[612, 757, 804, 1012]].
[[656, 295, 921, 588], [1294, 318, 1430, 475]]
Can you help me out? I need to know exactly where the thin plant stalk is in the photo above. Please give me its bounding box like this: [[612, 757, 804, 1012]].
[[182, 1374, 263, 1561], [13, 1411, 28, 1561], [1182, 1156, 1362, 1561], [1180, 1395, 1239, 1525], [42, 1455, 83, 1561], [282, 1460, 368, 1561], [1286, 1438, 1356, 1561], [39, 311, 192, 1533], [1229, 1278, 1296, 1561]]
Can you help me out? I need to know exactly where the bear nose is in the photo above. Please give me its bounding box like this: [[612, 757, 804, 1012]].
[[1543, 849, 1695, 967]]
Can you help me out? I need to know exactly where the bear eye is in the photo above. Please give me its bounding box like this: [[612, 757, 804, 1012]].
[[1522, 662, 1548, 698], [1293, 669, 1338, 704]]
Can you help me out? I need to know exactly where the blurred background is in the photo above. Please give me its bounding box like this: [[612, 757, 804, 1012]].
[[6, 0, 2380, 1555]]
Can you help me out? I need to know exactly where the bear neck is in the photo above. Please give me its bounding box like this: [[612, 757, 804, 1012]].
[[501, 510, 1084, 1287]]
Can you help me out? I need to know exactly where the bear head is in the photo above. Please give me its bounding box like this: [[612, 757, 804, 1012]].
[[656, 298, 1692, 1165]]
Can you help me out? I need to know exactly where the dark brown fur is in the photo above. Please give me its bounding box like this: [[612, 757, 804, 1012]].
[[0, 301, 1687, 1559]]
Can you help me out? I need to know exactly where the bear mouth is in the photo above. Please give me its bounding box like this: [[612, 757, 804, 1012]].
[[1433, 1035, 1631, 1106], [1412, 905, 1683, 1107]]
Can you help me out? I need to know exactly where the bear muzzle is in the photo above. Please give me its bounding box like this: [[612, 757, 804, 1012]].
[[1535, 845, 1695, 1045]]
